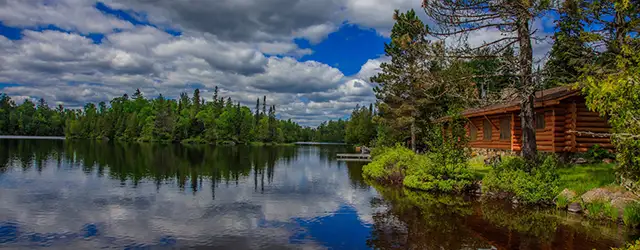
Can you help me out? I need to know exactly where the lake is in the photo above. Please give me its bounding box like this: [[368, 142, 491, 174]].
[[0, 139, 636, 249]]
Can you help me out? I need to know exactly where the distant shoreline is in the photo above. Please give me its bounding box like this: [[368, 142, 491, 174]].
[[294, 142, 348, 145], [0, 136, 66, 140]]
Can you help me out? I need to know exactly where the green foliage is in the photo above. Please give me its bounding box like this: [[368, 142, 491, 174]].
[[345, 104, 376, 146], [585, 200, 618, 222], [362, 145, 425, 184], [584, 144, 616, 162], [614, 240, 640, 250], [371, 10, 476, 151], [577, 0, 640, 182], [0, 95, 65, 136], [0, 89, 332, 144], [364, 139, 475, 193], [543, 0, 593, 88], [313, 119, 346, 142], [623, 202, 640, 228], [483, 155, 560, 204], [555, 195, 570, 209]]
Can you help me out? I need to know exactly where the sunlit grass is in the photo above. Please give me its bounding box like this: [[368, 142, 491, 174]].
[[469, 156, 491, 180], [557, 163, 617, 195]]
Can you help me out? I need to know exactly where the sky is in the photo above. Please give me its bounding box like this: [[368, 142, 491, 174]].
[[0, 0, 555, 126]]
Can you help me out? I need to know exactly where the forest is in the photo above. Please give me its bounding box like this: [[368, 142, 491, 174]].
[[0, 88, 351, 144]]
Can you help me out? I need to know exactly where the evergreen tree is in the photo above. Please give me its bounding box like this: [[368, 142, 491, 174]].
[[544, 0, 592, 87]]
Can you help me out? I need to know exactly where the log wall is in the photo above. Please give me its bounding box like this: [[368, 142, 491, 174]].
[[561, 97, 613, 152], [467, 114, 512, 150], [465, 96, 611, 153]]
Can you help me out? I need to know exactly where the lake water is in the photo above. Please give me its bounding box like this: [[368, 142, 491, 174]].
[[0, 139, 636, 249]]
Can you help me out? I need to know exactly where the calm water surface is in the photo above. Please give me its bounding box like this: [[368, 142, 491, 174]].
[[0, 139, 636, 249]]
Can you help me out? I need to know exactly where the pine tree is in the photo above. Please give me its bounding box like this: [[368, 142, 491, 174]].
[[544, 0, 591, 88]]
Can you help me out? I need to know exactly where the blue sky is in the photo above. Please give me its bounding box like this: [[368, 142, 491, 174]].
[[0, 0, 554, 126]]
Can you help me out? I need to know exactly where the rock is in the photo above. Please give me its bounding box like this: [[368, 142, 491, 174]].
[[572, 157, 588, 164], [556, 188, 577, 202], [611, 197, 639, 219], [603, 158, 614, 164], [581, 188, 615, 204], [568, 202, 583, 213]]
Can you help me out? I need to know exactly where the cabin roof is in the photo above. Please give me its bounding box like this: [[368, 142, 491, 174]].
[[459, 86, 580, 118]]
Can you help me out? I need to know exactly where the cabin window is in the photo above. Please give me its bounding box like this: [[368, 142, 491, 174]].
[[483, 120, 492, 141], [470, 123, 477, 141], [500, 117, 511, 140], [535, 112, 546, 129]]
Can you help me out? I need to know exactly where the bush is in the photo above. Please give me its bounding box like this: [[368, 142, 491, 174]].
[[363, 144, 475, 192], [369, 146, 391, 158], [362, 145, 426, 184], [482, 155, 560, 204], [584, 144, 615, 162], [615, 240, 640, 250], [623, 202, 640, 227]]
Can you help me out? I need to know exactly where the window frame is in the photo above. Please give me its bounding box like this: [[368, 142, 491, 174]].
[[499, 117, 511, 141], [483, 120, 492, 141], [535, 111, 546, 130], [469, 122, 477, 141]]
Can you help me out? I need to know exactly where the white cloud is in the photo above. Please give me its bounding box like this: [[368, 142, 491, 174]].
[[293, 23, 338, 44], [0, 0, 414, 125], [0, 0, 133, 34]]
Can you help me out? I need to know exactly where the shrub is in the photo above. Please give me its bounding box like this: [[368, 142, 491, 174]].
[[584, 144, 615, 162], [403, 136, 475, 192], [370, 146, 391, 158], [403, 159, 474, 192], [363, 144, 475, 192], [623, 202, 640, 228], [585, 200, 618, 222], [482, 155, 560, 204], [615, 240, 640, 250], [362, 145, 426, 184]]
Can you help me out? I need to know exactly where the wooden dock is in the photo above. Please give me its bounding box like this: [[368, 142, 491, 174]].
[[336, 153, 372, 162]]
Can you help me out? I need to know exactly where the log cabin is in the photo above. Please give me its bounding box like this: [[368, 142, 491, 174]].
[[455, 86, 613, 153]]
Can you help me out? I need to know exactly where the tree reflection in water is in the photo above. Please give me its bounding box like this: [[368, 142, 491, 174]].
[[367, 182, 635, 250]]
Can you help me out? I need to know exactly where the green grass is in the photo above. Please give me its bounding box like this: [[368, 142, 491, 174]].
[[585, 200, 619, 222], [469, 156, 492, 180], [624, 202, 640, 227], [557, 163, 617, 195]]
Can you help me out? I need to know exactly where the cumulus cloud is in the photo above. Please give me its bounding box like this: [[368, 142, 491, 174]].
[[0, 0, 417, 126], [0, 0, 133, 34], [246, 57, 344, 93], [153, 36, 269, 76]]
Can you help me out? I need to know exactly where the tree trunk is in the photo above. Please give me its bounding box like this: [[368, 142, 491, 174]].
[[517, 14, 537, 161], [411, 121, 416, 152]]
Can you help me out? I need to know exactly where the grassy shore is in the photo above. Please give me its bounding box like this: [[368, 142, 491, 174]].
[[557, 163, 617, 195], [469, 156, 491, 180], [469, 156, 618, 195]]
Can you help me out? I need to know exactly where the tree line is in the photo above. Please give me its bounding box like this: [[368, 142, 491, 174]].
[[0, 88, 350, 144]]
